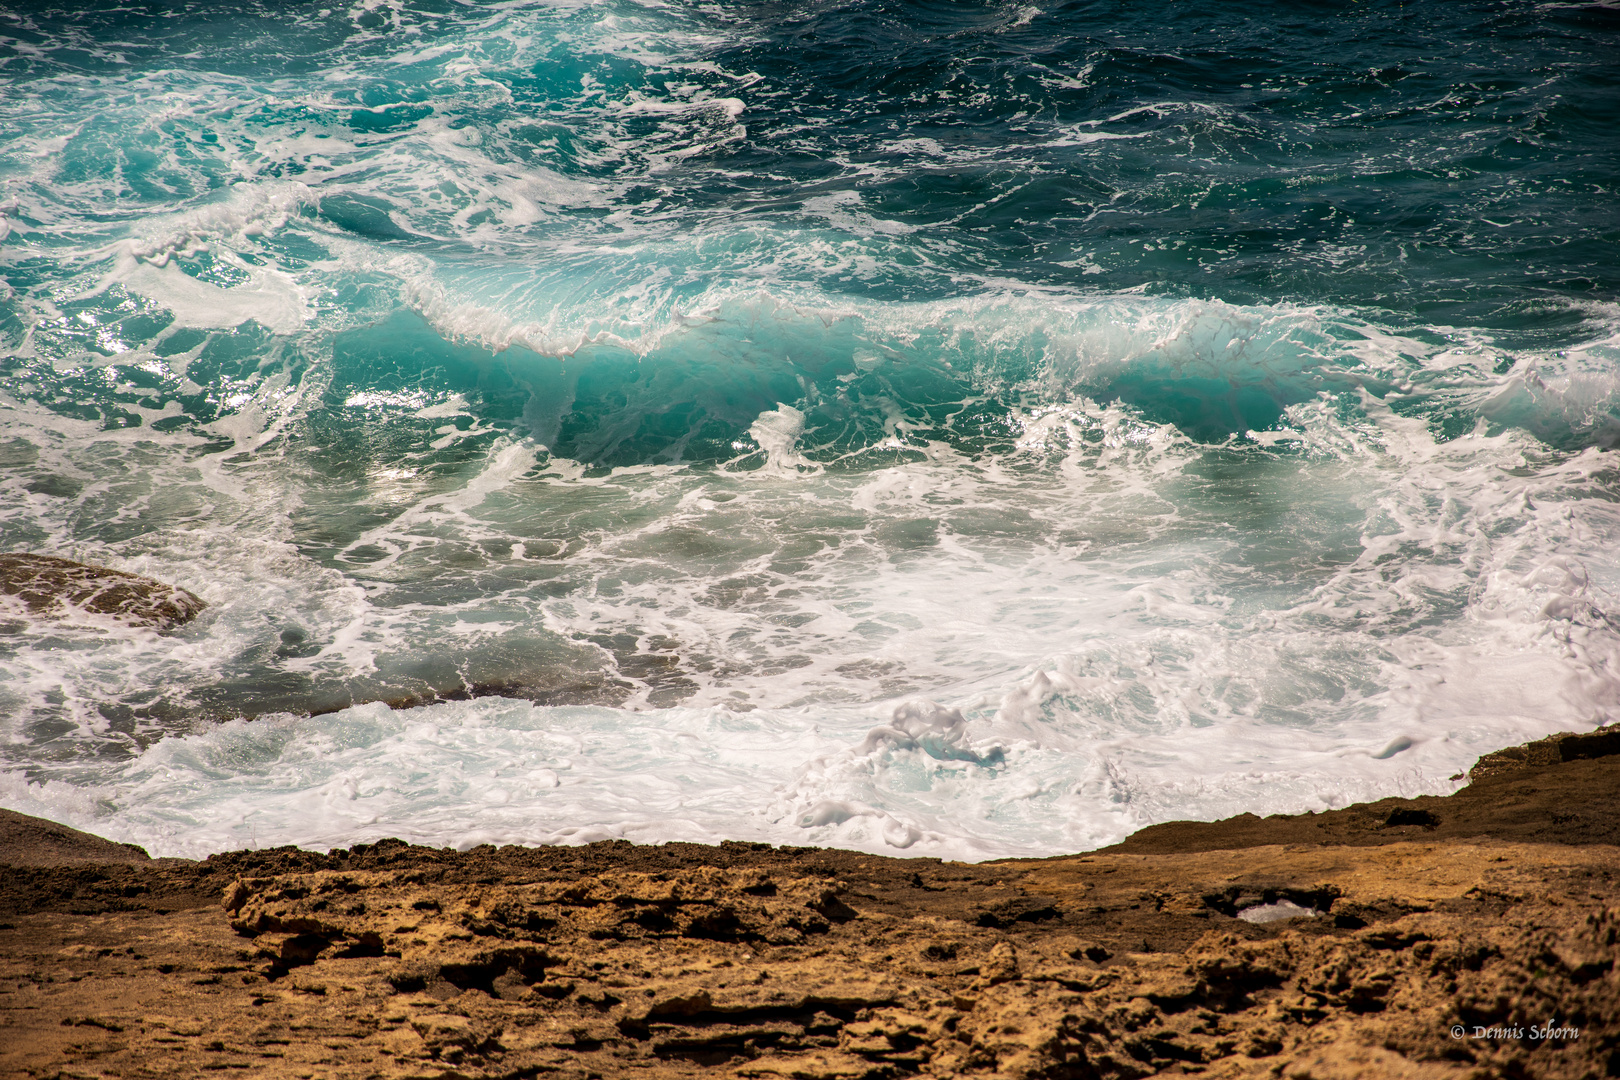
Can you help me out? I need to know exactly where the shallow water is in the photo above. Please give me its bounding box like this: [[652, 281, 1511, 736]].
[[2, 0, 1618, 859]]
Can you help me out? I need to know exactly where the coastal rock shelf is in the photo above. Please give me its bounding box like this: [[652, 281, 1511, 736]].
[[2, 738, 1617, 1079]]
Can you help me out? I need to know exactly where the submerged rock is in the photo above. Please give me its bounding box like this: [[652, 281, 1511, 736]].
[[0, 552, 206, 630]]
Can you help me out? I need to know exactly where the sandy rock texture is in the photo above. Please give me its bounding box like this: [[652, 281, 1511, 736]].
[[2, 749, 1617, 1079]]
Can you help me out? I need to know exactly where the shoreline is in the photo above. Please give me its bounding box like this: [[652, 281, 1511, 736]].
[[3, 728, 1617, 1079]]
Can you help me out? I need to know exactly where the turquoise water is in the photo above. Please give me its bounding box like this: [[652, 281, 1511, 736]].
[[1, 1, 1618, 859]]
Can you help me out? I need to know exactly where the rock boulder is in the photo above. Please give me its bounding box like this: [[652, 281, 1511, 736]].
[[0, 552, 205, 629]]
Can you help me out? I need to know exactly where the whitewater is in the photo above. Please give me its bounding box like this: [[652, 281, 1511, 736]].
[[2, 0, 1618, 860]]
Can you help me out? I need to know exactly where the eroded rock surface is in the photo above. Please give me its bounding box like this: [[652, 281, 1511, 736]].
[[1, 749, 1616, 1079], [0, 553, 205, 629]]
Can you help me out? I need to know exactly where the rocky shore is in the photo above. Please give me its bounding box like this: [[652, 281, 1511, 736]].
[[2, 729, 1617, 1080]]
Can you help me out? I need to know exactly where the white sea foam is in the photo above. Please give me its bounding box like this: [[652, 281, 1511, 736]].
[[746, 404, 816, 474], [109, 258, 308, 335], [0, 587, 1602, 861], [5, 325, 1620, 859], [3, 2, 1618, 863]]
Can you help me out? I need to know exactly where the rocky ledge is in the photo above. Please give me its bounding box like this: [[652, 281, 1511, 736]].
[[0, 553, 205, 630], [2, 731, 1618, 1080]]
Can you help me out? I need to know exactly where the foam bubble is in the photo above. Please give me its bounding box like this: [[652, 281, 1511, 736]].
[[746, 404, 816, 474], [109, 258, 307, 335]]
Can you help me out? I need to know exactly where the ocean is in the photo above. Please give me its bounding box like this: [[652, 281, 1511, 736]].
[[1, 0, 1617, 860]]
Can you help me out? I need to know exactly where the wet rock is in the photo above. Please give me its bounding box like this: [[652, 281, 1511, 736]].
[[1107, 724, 1620, 853], [0, 552, 205, 629], [1468, 722, 1620, 780]]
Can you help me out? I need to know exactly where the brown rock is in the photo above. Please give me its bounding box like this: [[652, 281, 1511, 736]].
[[1468, 722, 1620, 780], [0, 552, 206, 629], [0, 731, 1617, 1078], [0, 807, 153, 867], [1105, 734, 1620, 854]]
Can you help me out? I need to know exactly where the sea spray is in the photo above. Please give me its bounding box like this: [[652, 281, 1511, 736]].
[[1, 0, 1617, 858]]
